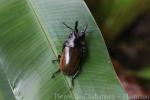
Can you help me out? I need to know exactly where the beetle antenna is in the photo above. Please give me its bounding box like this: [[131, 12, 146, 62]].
[[75, 21, 79, 32], [82, 24, 88, 33], [62, 22, 74, 31]]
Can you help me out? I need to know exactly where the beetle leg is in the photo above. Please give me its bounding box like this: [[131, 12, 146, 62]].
[[51, 69, 61, 79], [71, 67, 81, 87], [52, 59, 59, 63], [58, 55, 61, 60], [52, 55, 61, 63]]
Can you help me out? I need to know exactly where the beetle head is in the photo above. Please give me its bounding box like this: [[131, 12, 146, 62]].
[[65, 21, 88, 47], [73, 21, 88, 40], [63, 21, 88, 41]]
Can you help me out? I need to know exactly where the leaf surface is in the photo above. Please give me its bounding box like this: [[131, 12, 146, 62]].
[[0, 0, 128, 100]]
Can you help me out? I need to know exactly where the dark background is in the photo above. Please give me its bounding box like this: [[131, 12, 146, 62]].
[[85, 0, 150, 99]]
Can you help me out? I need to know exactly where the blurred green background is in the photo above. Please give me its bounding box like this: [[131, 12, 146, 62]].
[[85, 0, 150, 99]]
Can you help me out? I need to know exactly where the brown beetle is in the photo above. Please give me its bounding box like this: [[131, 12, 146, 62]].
[[52, 21, 88, 87]]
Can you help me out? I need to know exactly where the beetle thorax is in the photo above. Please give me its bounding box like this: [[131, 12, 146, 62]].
[[65, 32, 77, 47]]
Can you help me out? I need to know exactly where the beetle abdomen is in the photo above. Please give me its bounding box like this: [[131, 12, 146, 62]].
[[60, 47, 80, 75]]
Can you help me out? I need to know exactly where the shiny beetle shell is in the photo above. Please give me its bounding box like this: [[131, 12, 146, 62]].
[[60, 46, 80, 75], [52, 21, 88, 87]]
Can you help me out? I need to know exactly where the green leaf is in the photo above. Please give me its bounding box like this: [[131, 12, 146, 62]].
[[0, 68, 16, 100], [0, 0, 128, 100]]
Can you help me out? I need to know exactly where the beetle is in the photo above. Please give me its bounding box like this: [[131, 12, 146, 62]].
[[52, 21, 88, 87]]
